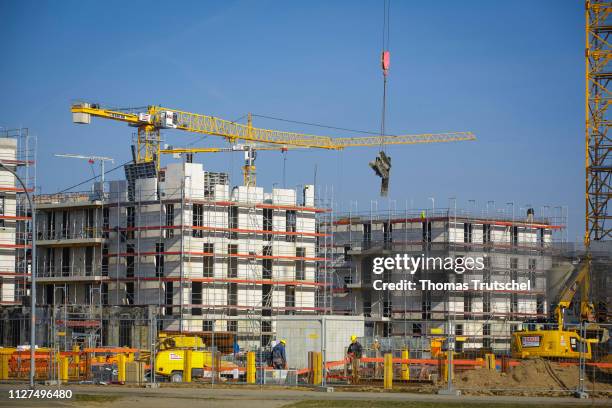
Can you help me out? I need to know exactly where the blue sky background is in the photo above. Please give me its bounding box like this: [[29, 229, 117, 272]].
[[0, 0, 584, 240]]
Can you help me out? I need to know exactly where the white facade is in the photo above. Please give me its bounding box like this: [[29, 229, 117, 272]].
[[35, 162, 321, 346], [327, 214, 559, 352], [0, 138, 20, 304]]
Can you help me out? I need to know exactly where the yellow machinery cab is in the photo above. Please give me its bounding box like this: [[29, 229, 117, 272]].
[[511, 329, 594, 359]]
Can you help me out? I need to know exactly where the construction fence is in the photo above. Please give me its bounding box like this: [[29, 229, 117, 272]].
[[0, 315, 610, 397]]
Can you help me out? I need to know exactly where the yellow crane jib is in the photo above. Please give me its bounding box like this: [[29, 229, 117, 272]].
[[71, 101, 476, 192]]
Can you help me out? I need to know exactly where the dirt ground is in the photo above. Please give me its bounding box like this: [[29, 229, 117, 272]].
[[456, 358, 612, 396], [0, 384, 610, 408]]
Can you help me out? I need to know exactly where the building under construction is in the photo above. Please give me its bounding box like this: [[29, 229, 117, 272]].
[[0, 127, 603, 360], [0, 142, 582, 354], [0, 129, 36, 345], [324, 208, 568, 353], [27, 160, 324, 349]]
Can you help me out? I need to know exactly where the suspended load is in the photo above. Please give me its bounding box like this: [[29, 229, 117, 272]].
[[369, 151, 391, 196]]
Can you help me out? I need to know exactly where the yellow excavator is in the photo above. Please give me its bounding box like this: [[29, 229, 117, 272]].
[[511, 257, 608, 359]]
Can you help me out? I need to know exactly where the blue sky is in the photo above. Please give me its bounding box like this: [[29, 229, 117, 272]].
[[1, 0, 584, 240]]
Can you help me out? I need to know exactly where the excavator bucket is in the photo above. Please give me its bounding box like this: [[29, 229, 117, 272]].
[[369, 151, 391, 196]]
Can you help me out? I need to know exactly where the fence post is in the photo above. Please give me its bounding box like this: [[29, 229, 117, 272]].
[[383, 353, 393, 390], [576, 321, 588, 399], [117, 353, 126, 384], [401, 348, 409, 381], [149, 312, 157, 387], [247, 351, 256, 384], [183, 349, 192, 383], [211, 326, 215, 387], [214, 351, 221, 383], [437, 319, 460, 395]]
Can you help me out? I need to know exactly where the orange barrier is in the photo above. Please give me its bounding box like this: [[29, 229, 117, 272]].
[[360, 357, 486, 366]]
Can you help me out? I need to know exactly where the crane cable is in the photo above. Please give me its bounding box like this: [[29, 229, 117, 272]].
[[380, 0, 391, 152]]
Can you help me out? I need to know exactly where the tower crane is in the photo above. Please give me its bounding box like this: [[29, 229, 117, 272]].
[[71, 102, 476, 193], [54, 153, 114, 185], [161, 142, 295, 187]]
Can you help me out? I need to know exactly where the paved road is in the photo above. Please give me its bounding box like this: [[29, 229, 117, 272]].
[[0, 384, 609, 408]]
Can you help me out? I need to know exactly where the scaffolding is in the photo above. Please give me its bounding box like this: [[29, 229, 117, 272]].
[[322, 203, 568, 352], [30, 161, 331, 350], [0, 128, 36, 306]]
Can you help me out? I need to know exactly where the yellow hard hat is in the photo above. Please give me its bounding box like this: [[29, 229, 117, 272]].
[[351, 335, 357, 342], [280, 339, 286, 345]]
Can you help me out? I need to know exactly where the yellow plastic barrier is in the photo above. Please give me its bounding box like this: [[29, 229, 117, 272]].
[[313, 352, 322, 385], [59, 356, 69, 383], [246, 351, 256, 384], [308, 351, 322, 385], [384, 353, 393, 390], [440, 354, 454, 382], [0, 354, 10, 380], [183, 349, 192, 383], [485, 353, 496, 371], [117, 353, 126, 383], [401, 348, 410, 381], [72, 345, 80, 364]]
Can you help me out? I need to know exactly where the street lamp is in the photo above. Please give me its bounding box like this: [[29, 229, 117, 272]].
[[0, 161, 37, 388], [428, 197, 435, 217]]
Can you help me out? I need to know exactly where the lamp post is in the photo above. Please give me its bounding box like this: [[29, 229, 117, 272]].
[[428, 197, 435, 217], [0, 161, 36, 387]]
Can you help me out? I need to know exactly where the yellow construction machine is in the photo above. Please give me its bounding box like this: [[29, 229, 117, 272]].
[[148, 333, 239, 382], [511, 258, 608, 359]]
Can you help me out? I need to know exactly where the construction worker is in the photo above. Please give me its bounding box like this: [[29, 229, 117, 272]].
[[346, 335, 363, 384], [347, 335, 363, 360], [271, 339, 287, 369]]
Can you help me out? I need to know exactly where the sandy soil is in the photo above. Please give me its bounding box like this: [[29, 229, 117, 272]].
[[456, 358, 612, 395]]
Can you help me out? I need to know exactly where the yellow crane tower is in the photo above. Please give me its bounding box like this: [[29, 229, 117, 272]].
[[585, 0, 612, 246], [71, 102, 476, 192]]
